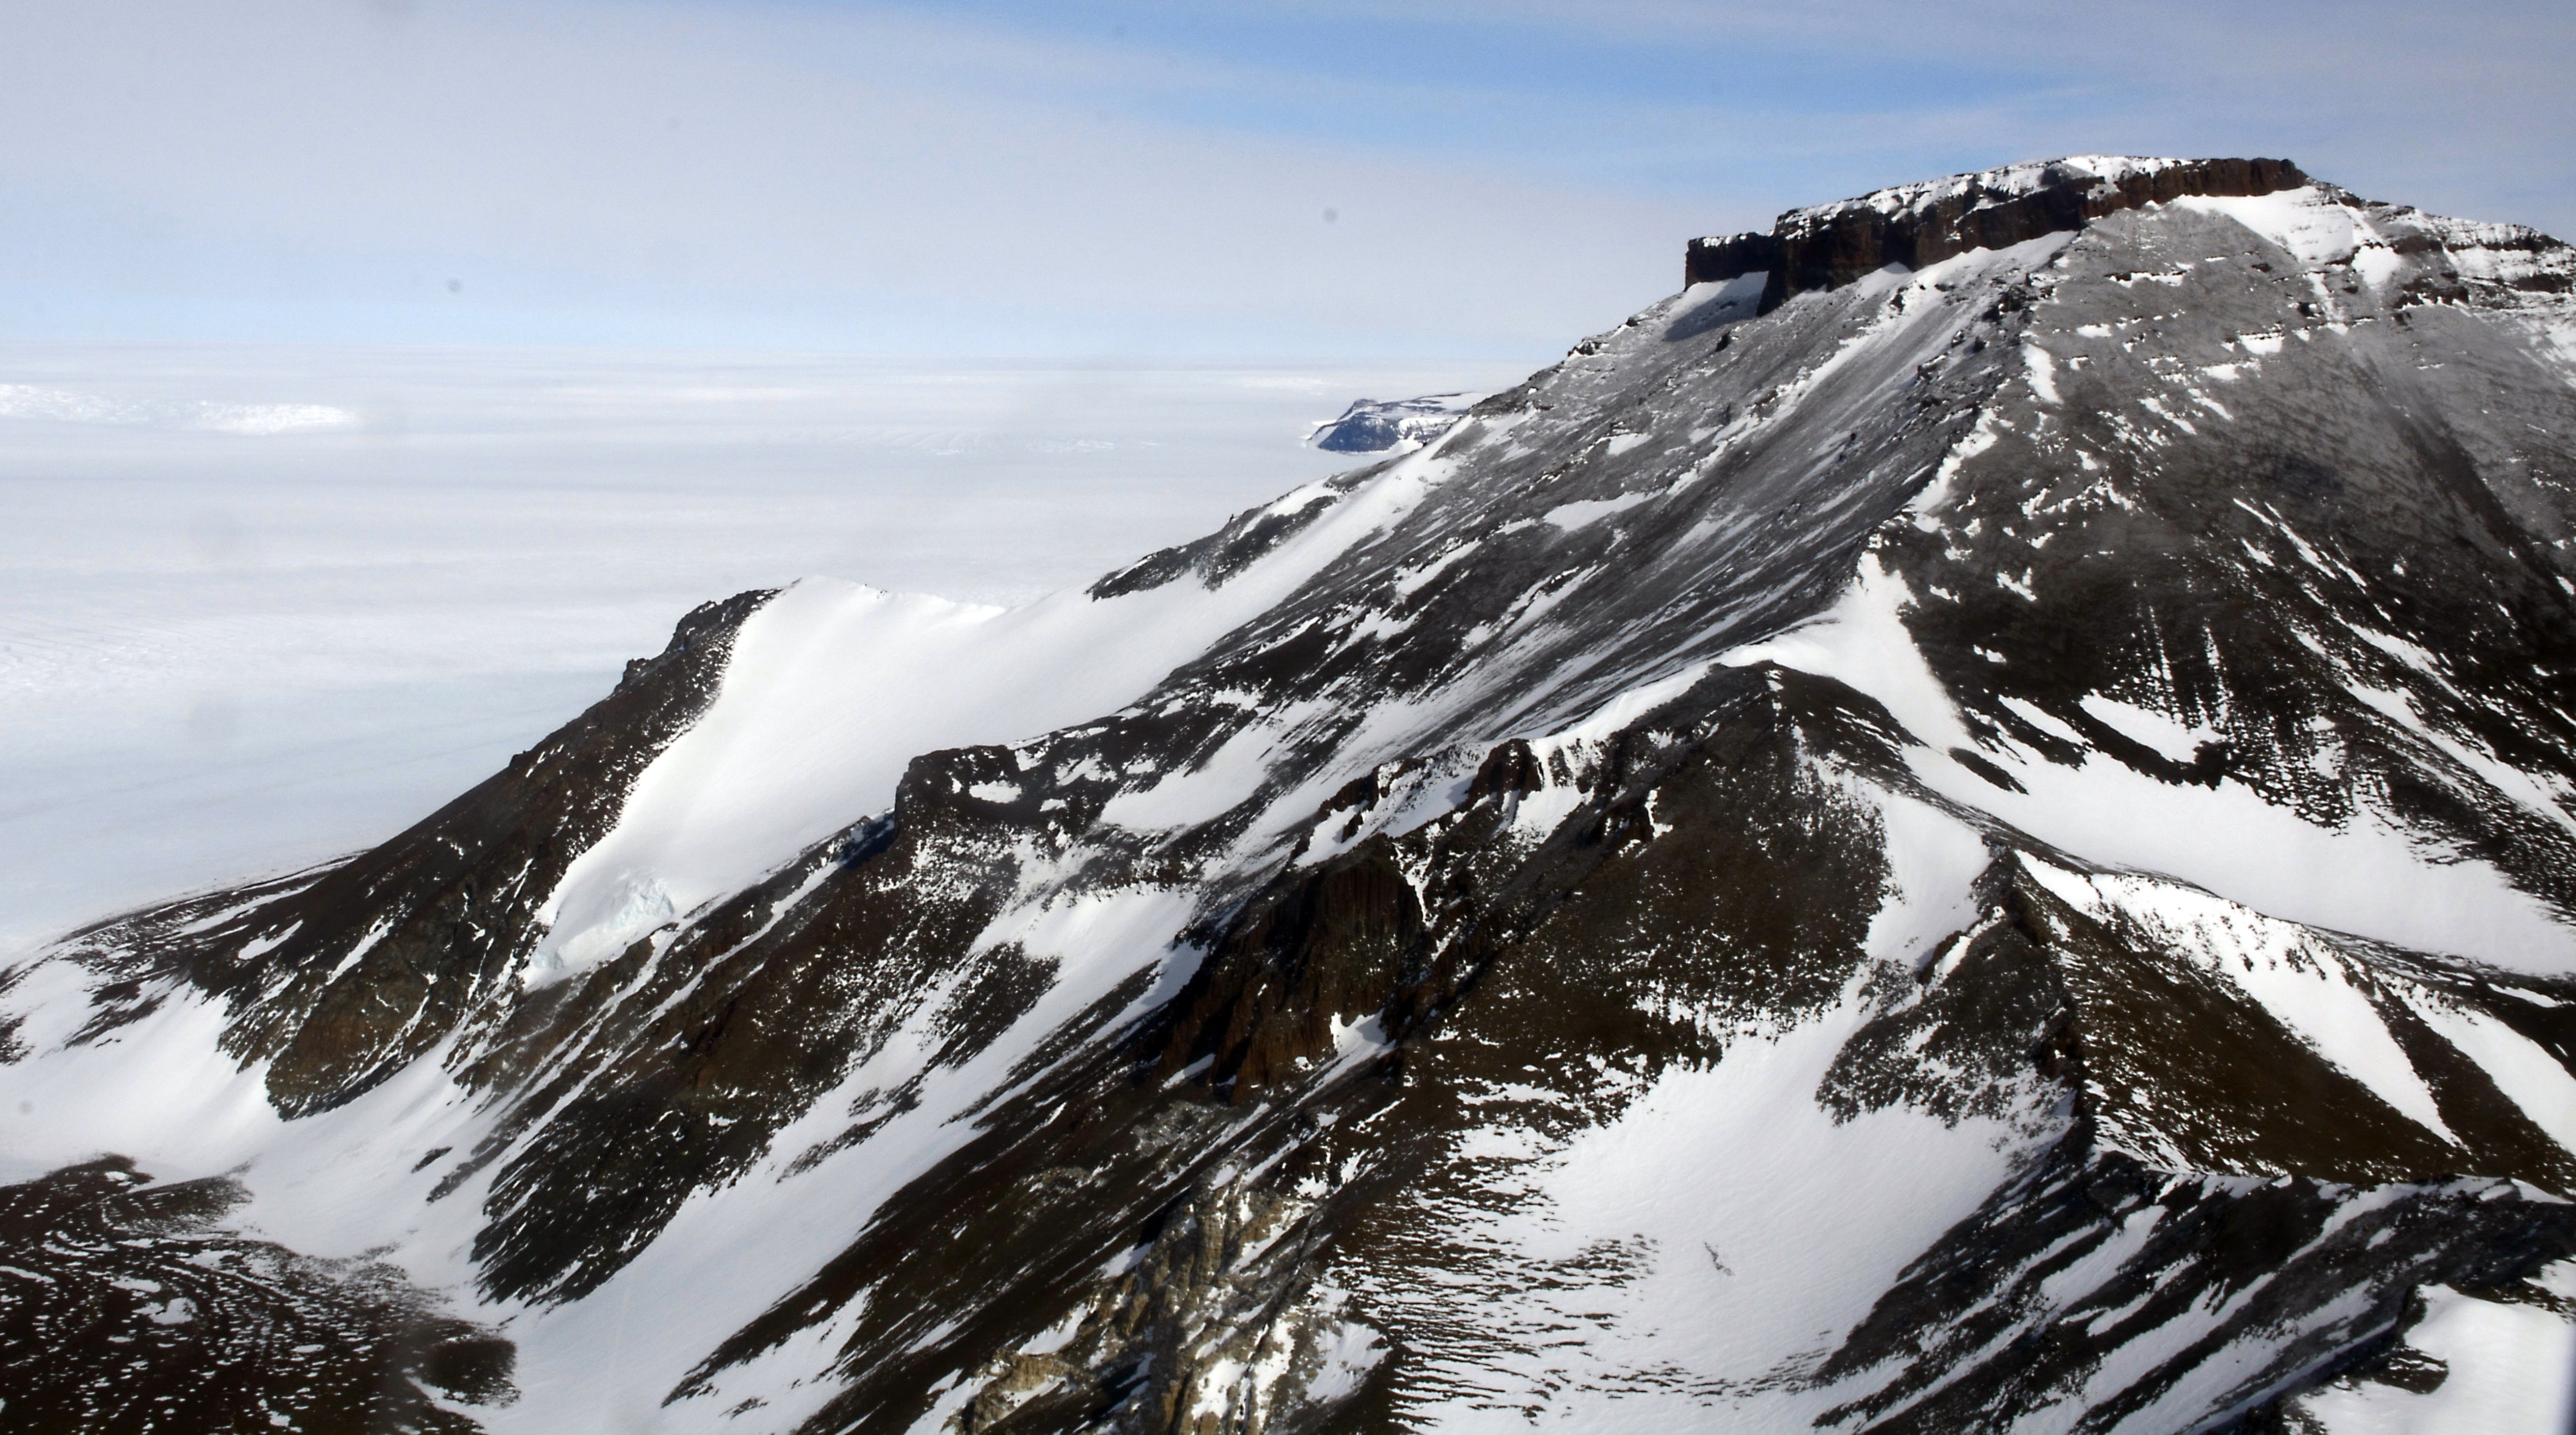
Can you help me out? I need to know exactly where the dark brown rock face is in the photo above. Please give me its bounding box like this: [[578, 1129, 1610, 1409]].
[[1686, 156, 2310, 309], [51, 587, 777, 1119], [0, 1158, 514, 1435]]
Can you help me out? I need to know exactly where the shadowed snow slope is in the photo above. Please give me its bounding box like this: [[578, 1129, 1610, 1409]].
[[8, 157, 2576, 1434]]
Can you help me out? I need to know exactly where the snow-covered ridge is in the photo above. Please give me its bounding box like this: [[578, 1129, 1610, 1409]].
[[1792, 154, 2243, 227], [2177, 184, 2575, 298], [1304, 391, 1485, 454]]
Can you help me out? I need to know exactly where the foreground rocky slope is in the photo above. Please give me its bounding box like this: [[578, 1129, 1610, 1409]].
[[7, 154, 2576, 1433]]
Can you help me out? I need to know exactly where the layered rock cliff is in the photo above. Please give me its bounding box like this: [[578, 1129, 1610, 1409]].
[[1691, 156, 2316, 309]]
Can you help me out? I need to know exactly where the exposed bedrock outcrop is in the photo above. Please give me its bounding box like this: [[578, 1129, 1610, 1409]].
[[0, 1158, 516, 1435], [1687, 155, 2310, 308]]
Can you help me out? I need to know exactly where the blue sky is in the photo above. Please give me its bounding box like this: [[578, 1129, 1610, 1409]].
[[2, 0, 2568, 359]]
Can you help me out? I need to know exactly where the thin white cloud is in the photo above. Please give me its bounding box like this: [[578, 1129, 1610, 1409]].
[[0, 381, 356, 433]]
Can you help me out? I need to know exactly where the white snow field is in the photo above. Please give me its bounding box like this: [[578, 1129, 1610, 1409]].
[[2287, 1261, 2576, 1434], [0, 343, 1514, 951]]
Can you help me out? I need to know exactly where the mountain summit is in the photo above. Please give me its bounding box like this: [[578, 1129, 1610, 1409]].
[[7, 157, 2576, 1434]]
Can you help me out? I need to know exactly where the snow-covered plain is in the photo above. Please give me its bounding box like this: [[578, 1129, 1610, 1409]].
[[0, 343, 1513, 951]]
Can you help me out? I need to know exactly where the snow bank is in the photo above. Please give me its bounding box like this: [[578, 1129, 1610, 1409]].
[[2293, 1263, 2576, 1434]]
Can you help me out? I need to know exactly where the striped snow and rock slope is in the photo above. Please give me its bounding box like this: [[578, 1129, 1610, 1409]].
[[4, 158, 2576, 1434]]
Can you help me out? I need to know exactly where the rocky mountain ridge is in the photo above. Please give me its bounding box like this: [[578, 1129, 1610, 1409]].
[[6, 156, 2576, 1434], [1305, 394, 1486, 454]]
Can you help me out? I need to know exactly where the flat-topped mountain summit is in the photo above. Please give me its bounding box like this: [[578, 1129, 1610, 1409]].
[[6, 158, 2576, 1434], [1684, 153, 2570, 315]]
